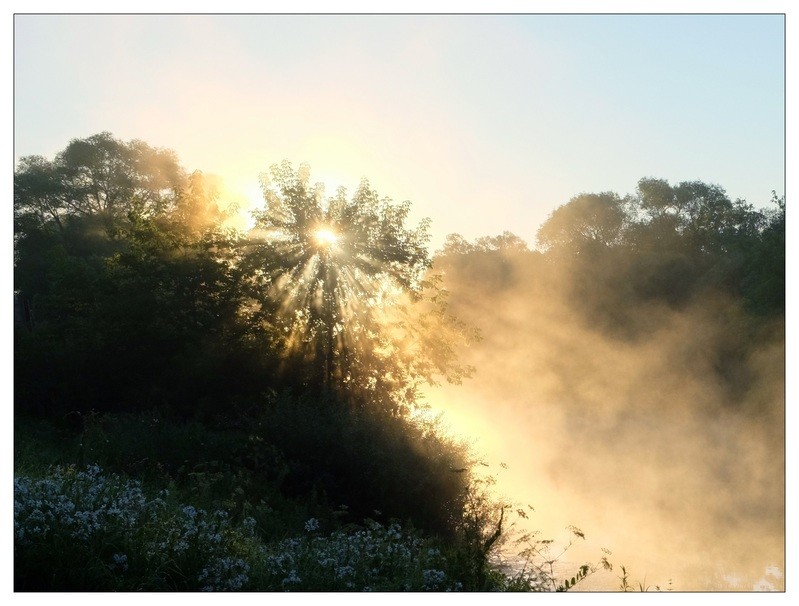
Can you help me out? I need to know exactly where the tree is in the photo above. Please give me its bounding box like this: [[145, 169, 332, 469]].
[[740, 192, 785, 315], [14, 132, 186, 235], [13, 155, 69, 235], [536, 192, 628, 255], [244, 162, 472, 410], [634, 178, 764, 254], [13, 135, 274, 417], [437, 232, 535, 293], [532, 177, 782, 323]]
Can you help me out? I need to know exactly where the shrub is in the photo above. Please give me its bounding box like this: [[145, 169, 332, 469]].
[[246, 391, 475, 541]]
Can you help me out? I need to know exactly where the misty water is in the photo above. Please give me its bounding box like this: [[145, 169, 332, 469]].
[[424, 248, 785, 592]]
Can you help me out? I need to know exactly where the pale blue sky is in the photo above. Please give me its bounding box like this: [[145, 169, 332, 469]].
[[14, 13, 785, 248]]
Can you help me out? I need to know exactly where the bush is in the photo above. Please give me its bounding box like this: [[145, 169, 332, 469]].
[[245, 391, 475, 541]]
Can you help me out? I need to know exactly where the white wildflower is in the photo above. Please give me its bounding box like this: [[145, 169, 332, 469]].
[[304, 517, 320, 532]]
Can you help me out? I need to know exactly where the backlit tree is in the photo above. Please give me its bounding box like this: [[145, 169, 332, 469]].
[[244, 162, 473, 410]]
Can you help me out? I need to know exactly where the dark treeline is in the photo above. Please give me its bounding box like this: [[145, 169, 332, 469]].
[[442, 180, 784, 322], [436, 180, 784, 408], [14, 134, 471, 417], [13, 133, 784, 591]]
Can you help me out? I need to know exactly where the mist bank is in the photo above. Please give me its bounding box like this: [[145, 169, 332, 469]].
[[425, 215, 784, 590]]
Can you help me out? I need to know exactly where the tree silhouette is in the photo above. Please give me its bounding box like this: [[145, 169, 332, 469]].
[[536, 192, 628, 255], [14, 132, 186, 238], [244, 162, 472, 409], [634, 178, 764, 254], [13, 135, 272, 417]]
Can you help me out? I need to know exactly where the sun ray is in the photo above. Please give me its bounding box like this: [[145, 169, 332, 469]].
[[314, 227, 339, 249]]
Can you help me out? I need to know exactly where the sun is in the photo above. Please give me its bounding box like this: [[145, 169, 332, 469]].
[[314, 228, 340, 248]]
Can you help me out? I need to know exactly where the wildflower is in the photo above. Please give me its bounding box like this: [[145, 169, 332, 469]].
[[198, 556, 250, 591], [304, 517, 320, 532], [422, 568, 447, 589], [242, 517, 257, 536], [282, 569, 302, 587]]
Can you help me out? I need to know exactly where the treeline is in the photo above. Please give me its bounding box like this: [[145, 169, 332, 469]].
[[14, 133, 473, 419], [440, 179, 784, 326], [430, 182, 784, 593], [435, 179, 784, 414]]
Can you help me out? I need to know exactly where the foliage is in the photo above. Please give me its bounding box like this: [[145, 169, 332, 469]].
[[15, 142, 476, 418], [536, 192, 628, 254], [634, 178, 764, 254], [740, 192, 785, 315], [14, 465, 258, 590], [616, 564, 673, 592], [505, 524, 613, 591], [258, 518, 463, 591], [14, 395, 481, 553], [14, 132, 184, 232], [438, 231, 537, 292], [13, 465, 508, 591], [14, 137, 278, 418], [530, 177, 783, 327], [243, 161, 475, 410], [241, 391, 475, 541]]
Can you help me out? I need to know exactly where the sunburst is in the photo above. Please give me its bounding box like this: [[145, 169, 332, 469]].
[[249, 162, 440, 403], [314, 228, 339, 249]]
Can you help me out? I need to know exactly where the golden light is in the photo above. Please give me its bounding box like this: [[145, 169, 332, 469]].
[[314, 228, 340, 248]]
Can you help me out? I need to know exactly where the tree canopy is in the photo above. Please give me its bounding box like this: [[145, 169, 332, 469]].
[[14, 134, 782, 420], [536, 192, 628, 254], [13, 135, 266, 417], [14, 140, 474, 417], [14, 132, 185, 234], [242, 162, 473, 410], [530, 177, 784, 319]]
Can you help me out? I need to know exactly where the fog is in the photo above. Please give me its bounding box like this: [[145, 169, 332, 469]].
[[425, 246, 785, 591]]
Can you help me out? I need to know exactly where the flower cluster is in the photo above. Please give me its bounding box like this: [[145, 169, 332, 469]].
[[15, 466, 467, 592], [199, 557, 251, 591], [152, 505, 224, 558], [14, 466, 256, 591], [304, 517, 320, 532], [262, 518, 461, 591], [147, 504, 256, 590], [14, 464, 162, 546]]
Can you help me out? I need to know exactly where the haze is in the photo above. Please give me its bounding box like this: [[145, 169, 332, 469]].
[[428, 237, 784, 590]]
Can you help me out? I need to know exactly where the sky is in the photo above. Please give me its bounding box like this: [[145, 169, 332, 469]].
[[12, 10, 786, 250]]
